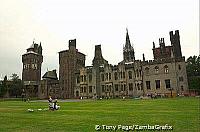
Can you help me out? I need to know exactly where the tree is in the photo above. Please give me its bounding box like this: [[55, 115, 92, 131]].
[[186, 55, 200, 90], [9, 73, 23, 97], [0, 76, 8, 97]]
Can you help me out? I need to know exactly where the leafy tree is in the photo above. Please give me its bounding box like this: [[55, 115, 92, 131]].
[[9, 74, 23, 97], [0, 76, 8, 97], [186, 55, 200, 90]]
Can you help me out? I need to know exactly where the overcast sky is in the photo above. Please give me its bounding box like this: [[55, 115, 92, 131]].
[[0, 0, 199, 79]]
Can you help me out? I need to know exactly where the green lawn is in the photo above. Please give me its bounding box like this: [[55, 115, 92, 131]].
[[0, 97, 199, 132]]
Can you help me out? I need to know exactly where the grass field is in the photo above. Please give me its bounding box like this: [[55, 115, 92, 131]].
[[0, 97, 199, 132]]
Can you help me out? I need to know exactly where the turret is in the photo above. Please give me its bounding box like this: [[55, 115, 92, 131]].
[[170, 30, 182, 58], [92, 45, 108, 66], [69, 39, 76, 51]]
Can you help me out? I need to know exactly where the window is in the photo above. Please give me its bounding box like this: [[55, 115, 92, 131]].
[[179, 76, 183, 82], [123, 84, 126, 91], [146, 81, 151, 90], [115, 84, 118, 91], [139, 70, 142, 77], [178, 65, 181, 70], [128, 71, 132, 79], [155, 66, 159, 73], [109, 85, 112, 92], [84, 87, 87, 93], [155, 80, 160, 89], [81, 75, 84, 82], [129, 83, 133, 91], [114, 72, 118, 80], [136, 69, 139, 77], [89, 86, 92, 93], [77, 76, 80, 84], [120, 84, 123, 91], [106, 73, 108, 80], [89, 74, 92, 82], [101, 74, 104, 81], [165, 79, 171, 89], [181, 86, 184, 91], [84, 75, 87, 82], [145, 67, 149, 74], [164, 65, 169, 73], [137, 83, 140, 90], [102, 85, 105, 92], [109, 73, 111, 80], [80, 87, 83, 93]]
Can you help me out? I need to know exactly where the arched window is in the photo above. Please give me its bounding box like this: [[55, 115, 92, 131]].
[[164, 65, 169, 73], [155, 66, 159, 73]]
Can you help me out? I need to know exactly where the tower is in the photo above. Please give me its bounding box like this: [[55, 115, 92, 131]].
[[59, 39, 85, 98], [170, 30, 182, 58], [123, 29, 135, 62], [22, 41, 43, 97]]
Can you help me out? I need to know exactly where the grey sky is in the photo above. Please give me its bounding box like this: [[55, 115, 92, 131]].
[[0, 0, 199, 79]]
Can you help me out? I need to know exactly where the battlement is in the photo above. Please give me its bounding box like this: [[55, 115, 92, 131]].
[[142, 57, 185, 65]]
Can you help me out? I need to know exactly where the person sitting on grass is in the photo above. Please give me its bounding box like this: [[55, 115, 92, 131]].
[[48, 96, 53, 110]]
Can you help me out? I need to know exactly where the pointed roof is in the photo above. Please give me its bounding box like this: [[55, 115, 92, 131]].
[[126, 28, 131, 46], [124, 28, 134, 51]]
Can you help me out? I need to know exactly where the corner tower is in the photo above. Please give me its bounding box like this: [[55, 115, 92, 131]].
[[22, 41, 43, 97], [59, 39, 85, 98], [123, 29, 135, 62], [170, 30, 182, 58]]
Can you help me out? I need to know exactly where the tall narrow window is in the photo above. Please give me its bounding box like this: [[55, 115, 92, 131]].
[[115, 84, 118, 91], [109, 73, 111, 80], [101, 74, 104, 81], [114, 72, 118, 80], [129, 83, 133, 91], [155, 80, 160, 89], [77, 76, 80, 84], [146, 81, 151, 90], [128, 71, 132, 79], [89, 86, 92, 93], [89, 74, 92, 82], [165, 79, 171, 89], [106, 73, 108, 81], [84, 75, 87, 82]]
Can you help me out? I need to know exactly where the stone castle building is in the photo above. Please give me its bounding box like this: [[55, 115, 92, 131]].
[[22, 30, 188, 99], [22, 41, 43, 97]]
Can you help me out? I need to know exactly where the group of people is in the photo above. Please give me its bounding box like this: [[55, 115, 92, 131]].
[[48, 96, 60, 110]]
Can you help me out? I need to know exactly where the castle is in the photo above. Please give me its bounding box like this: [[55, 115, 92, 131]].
[[22, 29, 188, 99]]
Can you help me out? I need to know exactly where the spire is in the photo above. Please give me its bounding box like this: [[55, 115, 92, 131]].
[[123, 28, 135, 62], [125, 28, 131, 48]]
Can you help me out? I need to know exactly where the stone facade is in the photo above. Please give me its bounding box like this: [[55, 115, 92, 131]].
[[74, 30, 188, 98], [22, 41, 43, 97], [59, 39, 85, 98], [22, 30, 188, 99]]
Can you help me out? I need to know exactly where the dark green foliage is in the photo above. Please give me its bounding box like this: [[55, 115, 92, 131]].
[[9, 74, 23, 97], [0, 76, 8, 97], [186, 55, 200, 90]]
